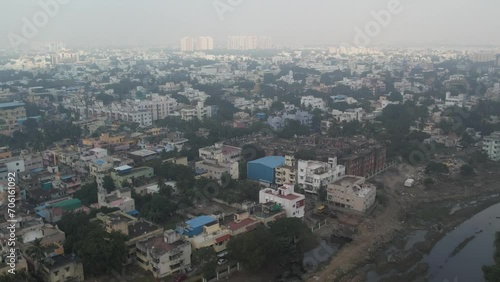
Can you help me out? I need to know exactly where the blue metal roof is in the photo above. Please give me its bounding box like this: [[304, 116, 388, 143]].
[[93, 159, 106, 165], [248, 156, 285, 168], [185, 215, 216, 228], [126, 209, 139, 216]]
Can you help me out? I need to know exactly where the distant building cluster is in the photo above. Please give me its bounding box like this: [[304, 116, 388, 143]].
[[180, 36, 214, 51]]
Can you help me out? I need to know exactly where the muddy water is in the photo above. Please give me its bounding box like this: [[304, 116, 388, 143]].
[[424, 202, 500, 282]]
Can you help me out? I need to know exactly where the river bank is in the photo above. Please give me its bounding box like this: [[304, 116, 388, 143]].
[[306, 161, 500, 282], [364, 193, 500, 282]]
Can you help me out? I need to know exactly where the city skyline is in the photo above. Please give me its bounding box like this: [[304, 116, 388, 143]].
[[1, 0, 500, 49]]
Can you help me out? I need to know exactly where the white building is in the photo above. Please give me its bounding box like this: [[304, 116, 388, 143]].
[[227, 36, 258, 50], [445, 92, 467, 108], [297, 157, 346, 194], [301, 96, 326, 111], [327, 175, 376, 214], [483, 131, 500, 161], [331, 108, 365, 123], [259, 184, 305, 218], [180, 101, 212, 121], [180, 37, 194, 52], [196, 36, 214, 51]]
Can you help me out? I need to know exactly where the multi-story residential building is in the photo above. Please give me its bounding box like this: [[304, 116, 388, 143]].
[[297, 157, 345, 194], [93, 211, 164, 264], [258, 184, 305, 218], [275, 155, 297, 186], [196, 36, 214, 51], [327, 175, 376, 214], [180, 37, 194, 52], [199, 143, 242, 163], [136, 230, 192, 278], [0, 101, 26, 133], [227, 36, 258, 50], [483, 131, 500, 161], [39, 255, 85, 282], [188, 220, 232, 254], [180, 101, 212, 121], [111, 165, 155, 188], [142, 94, 177, 120], [301, 96, 326, 111], [339, 145, 386, 178], [195, 159, 239, 182], [445, 92, 467, 108], [331, 108, 365, 123]]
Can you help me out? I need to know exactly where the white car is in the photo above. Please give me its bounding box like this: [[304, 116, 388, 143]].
[[217, 258, 228, 265]]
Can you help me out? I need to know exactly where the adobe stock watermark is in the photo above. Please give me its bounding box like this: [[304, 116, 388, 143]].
[[7, 0, 71, 50], [341, 0, 410, 48], [213, 0, 244, 21]]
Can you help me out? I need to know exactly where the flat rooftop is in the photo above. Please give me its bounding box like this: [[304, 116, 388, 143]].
[[333, 176, 362, 185], [128, 221, 161, 239], [129, 149, 157, 157]]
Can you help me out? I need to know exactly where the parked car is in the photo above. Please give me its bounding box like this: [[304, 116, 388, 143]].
[[217, 258, 228, 265]]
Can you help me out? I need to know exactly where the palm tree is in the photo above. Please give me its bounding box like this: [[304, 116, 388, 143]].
[[26, 238, 46, 264]]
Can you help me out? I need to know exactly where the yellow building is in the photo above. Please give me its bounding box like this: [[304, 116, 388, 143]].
[[100, 133, 125, 144], [275, 155, 297, 186], [0, 147, 12, 159]]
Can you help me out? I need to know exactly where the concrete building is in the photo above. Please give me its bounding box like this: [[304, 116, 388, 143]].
[[297, 157, 345, 194], [247, 156, 285, 184], [180, 101, 212, 121], [483, 131, 500, 161], [136, 230, 192, 278], [195, 159, 239, 182], [227, 36, 258, 50], [327, 176, 376, 214], [445, 92, 467, 108], [0, 101, 26, 133], [111, 165, 155, 188], [301, 96, 326, 111], [275, 155, 297, 186], [176, 216, 217, 238], [258, 184, 305, 218], [196, 36, 214, 51], [39, 255, 84, 282], [188, 221, 231, 254], [93, 211, 163, 264], [180, 37, 194, 52]]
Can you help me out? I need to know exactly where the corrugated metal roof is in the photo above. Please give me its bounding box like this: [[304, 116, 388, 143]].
[[185, 215, 216, 228], [248, 156, 285, 168]]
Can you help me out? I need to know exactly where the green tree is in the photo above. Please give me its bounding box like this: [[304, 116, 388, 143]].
[[192, 247, 218, 278], [483, 232, 500, 282], [318, 186, 327, 202], [227, 226, 276, 272], [102, 175, 116, 193], [26, 238, 46, 263]]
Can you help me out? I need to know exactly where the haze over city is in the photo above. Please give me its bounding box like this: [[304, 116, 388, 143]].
[[1, 0, 500, 48]]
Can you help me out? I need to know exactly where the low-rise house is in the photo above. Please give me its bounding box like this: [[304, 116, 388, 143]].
[[39, 255, 84, 282], [258, 184, 305, 218]]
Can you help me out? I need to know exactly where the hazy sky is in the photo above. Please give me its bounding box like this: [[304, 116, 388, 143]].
[[1, 0, 499, 49]]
